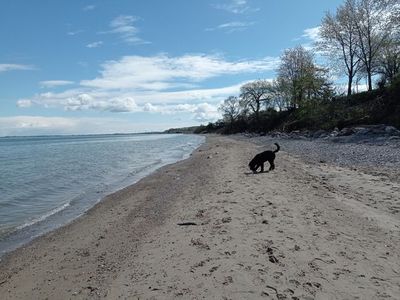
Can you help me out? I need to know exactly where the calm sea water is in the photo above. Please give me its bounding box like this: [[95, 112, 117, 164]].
[[0, 133, 204, 254]]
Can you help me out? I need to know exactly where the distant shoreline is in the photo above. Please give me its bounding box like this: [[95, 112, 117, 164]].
[[0, 131, 171, 139]]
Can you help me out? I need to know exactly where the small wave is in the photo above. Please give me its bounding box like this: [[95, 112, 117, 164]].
[[0, 134, 204, 255], [16, 202, 71, 230]]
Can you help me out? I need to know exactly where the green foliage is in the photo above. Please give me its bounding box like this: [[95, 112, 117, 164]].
[[193, 121, 225, 134], [201, 79, 399, 134]]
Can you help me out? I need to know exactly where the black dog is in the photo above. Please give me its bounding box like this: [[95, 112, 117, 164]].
[[248, 143, 280, 173]]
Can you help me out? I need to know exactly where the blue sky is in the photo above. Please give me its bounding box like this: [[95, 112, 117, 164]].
[[0, 0, 343, 136]]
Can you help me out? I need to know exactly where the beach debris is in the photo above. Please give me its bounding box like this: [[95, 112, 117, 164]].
[[177, 222, 197, 226]]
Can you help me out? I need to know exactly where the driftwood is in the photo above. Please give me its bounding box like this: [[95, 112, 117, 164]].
[[177, 222, 197, 226]]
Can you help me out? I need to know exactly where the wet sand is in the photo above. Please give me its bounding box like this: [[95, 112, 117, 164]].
[[1, 135, 399, 299]]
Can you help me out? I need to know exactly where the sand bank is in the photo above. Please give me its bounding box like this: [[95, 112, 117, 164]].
[[1, 135, 399, 299]]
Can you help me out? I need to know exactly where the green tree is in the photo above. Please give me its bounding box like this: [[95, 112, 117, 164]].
[[277, 46, 332, 108]]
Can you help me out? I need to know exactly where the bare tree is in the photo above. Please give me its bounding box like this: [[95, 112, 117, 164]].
[[218, 96, 241, 124], [319, 0, 362, 96], [239, 79, 274, 121], [351, 0, 399, 91]]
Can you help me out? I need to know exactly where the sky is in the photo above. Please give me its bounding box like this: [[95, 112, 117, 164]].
[[0, 0, 344, 136]]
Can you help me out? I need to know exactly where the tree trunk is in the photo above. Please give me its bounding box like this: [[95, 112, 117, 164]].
[[347, 74, 353, 96], [367, 71, 373, 91]]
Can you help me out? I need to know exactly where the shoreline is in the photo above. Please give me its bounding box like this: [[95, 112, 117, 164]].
[[0, 134, 204, 257], [0, 135, 212, 298], [1, 135, 399, 299]]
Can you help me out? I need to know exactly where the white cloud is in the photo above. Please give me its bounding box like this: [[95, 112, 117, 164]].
[[67, 30, 84, 36], [80, 54, 279, 90], [0, 64, 34, 72], [137, 82, 246, 104], [86, 41, 103, 48], [143, 103, 161, 113], [106, 15, 149, 45], [19, 83, 243, 113], [17, 53, 275, 121], [213, 0, 258, 14], [65, 95, 138, 112], [16, 99, 32, 108], [192, 103, 220, 122], [302, 26, 321, 43], [206, 21, 255, 33], [40, 80, 74, 88], [143, 102, 221, 123], [299, 26, 322, 51], [83, 5, 96, 11]]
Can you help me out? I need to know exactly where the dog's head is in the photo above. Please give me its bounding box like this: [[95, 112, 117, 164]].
[[248, 160, 256, 172]]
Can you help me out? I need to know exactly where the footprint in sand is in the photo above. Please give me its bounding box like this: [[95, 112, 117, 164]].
[[190, 238, 210, 250], [221, 217, 232, 223], [222, 276, 233, 285], [302, 281, 322, 296]]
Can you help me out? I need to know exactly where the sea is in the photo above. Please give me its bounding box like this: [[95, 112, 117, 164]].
[[0, 133, 204, 255]]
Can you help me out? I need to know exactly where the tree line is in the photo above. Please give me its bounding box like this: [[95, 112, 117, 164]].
[[215, 0, 399, 134]]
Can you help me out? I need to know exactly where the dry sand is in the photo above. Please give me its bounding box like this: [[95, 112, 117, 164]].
[[0, 135, 399, 299]]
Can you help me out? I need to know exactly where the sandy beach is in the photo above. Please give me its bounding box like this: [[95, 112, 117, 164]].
[[1, 135, 399, 299]]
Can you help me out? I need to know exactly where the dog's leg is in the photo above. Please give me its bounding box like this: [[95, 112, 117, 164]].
[[261, 163, 264, 173], [269, 160, 275, 171]]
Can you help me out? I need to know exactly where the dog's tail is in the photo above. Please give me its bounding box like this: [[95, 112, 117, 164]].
[[273, 143, 280, 153]]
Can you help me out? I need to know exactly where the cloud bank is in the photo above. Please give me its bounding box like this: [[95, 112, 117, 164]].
[[18, 54, 277, 123], [0, 116, 173, 137], [80, 54, 278, 90]]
